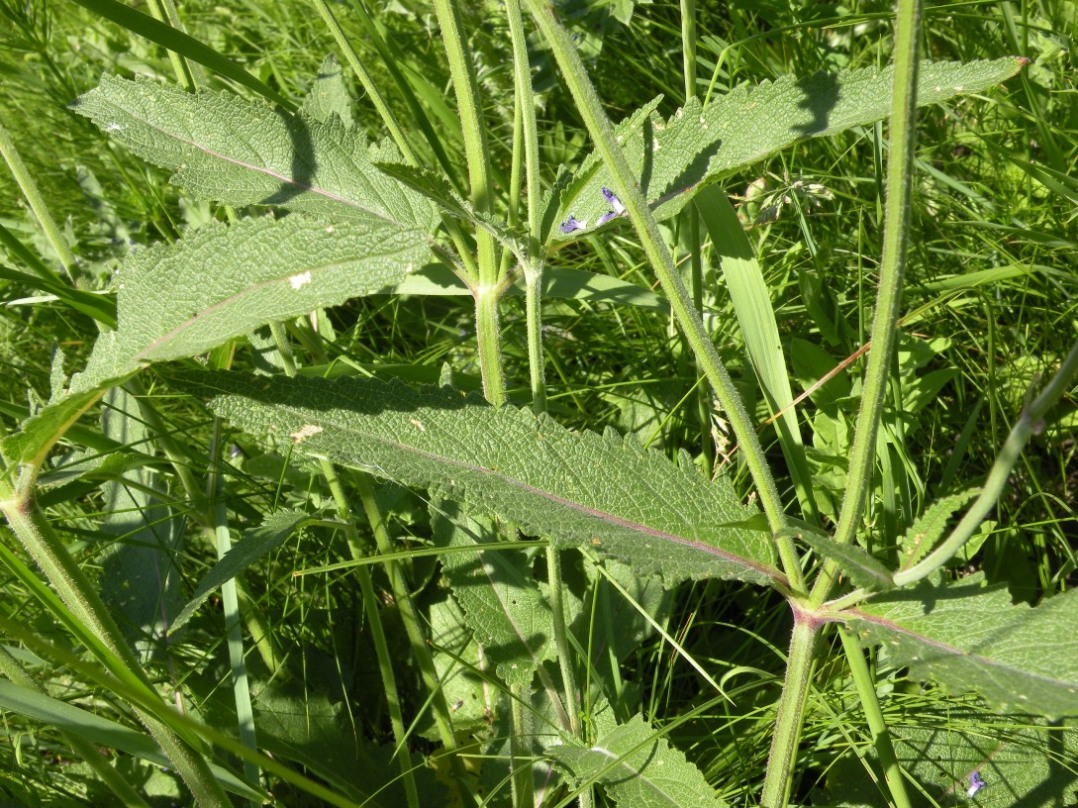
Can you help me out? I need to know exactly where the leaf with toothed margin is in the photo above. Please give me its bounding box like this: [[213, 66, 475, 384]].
[[71, 74, 436, 231], [548, 713, 728, 808], [1, 213, 428, 466], [169, 370, 782, 588], [849, 575, 1078, 719], [552, 58, 1027, 240]]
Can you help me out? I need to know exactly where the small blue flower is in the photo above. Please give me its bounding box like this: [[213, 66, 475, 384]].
[[967, 771, 985, 798], [596, 211, 618, 226], [601, 187, 626, 215], [559, 215, 588, 234]]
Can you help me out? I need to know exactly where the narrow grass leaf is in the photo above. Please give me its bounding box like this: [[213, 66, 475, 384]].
[[170, 510, 311, 634], [696, 186, 819, 521], [851, 576, 1078, 717], [0, 680, 263, 801], [548, 713, 728, 808], [71, 75, 435, 230], [554, 58, 1026, 235], [173, 371, 782, 587], [69, 0, 292, 109]]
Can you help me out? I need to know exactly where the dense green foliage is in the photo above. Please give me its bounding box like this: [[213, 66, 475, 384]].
[[0, 1, 1075, 806]]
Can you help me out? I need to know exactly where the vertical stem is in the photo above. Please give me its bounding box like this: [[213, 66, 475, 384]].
[[680, 0, 713, 475], [206, 418, 260, 789], [810, 0, 922, 606], [523, 0, 803, 592], [144, 0, 197, 92], [759, 612, 818, 808], [838, 627, 913, 808], [434, 0, 506, 404], [506, 0, 547, 412]]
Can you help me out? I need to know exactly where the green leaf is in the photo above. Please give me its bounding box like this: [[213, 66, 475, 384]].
[[547, 713, 728, 808], [851, 577, 1078, 718], [897, 489, 981, 570], [170, 510, 311, 634], [173, 371, 781, 587], [696, 187, 819, 522], [818, 712, 1077, 808], [0, 680, 263, 801], [3, 213, 426, 468], [801, 532, 894, 591], [554, 58, 1026, 236], [71, 75, 435, 230], [301, 54, 354, 126], [432, 500, 556, 688]]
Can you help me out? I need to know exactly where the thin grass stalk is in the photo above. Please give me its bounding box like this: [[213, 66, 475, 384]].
[[354, 473, 479, 808], [680, 0, 714, 475], [433, 0, 506, 405], [0, 646, 153, 807], [143, 0, 196, 92], [0, 120, 78, 278], [344, 0, 460, 184], [323, 465, 422, 808], [268, 321, 422, 808], [837, 627, 914, 808], [522, 0, 804, 593], [0, 484, 232, 806], [311, 0, 481, 284], [206, 418, 260, 788], [810, 0, 922, 606]]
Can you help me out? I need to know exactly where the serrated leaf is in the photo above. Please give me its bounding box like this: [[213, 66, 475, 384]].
[[548, 714, 728, 808], [898, 489, 981, 570], [554, 58, 1025, 237], [301, 54, 354, 126], [172, 371, 781, 587], [433, 500, 555, 687], [819, 711, 1077, 808], [801, 532, 894, 591], [71, 75, 435, 230], [170, 510, 310, 634], [851, 577, 1078, 718]]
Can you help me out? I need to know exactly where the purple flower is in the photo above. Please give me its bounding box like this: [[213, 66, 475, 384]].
[[601, 187, 626, 215], [596, 211, 618, 226], [967, 771, 986, 798], [559, 214, 588, 234]]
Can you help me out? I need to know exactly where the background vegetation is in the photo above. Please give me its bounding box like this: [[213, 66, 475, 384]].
[[0, 0, 1075, 806]]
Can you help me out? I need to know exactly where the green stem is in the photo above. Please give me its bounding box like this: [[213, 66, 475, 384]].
[[810, 0, 922, 607], [144, 0, 197, 92], [207, 418, 260, 789], [0, 480, 231, 806], [354, 474, 478, 807], [759, 612, 818, 808], [0, 119, 78, 278], [506, 0, 547, 412], [837, 627, 913, 808], [434, 0, 506, 404], [523, 0, 803, 592], [322, 463, 422, 808], [894, 338, 1078, 586]]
